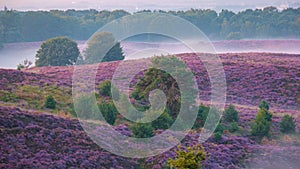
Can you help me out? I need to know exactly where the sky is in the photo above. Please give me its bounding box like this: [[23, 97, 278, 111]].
[[0, 0, 300, 12]]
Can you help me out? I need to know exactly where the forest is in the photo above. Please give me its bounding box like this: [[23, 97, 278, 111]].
[[0, 6, 300, 46]]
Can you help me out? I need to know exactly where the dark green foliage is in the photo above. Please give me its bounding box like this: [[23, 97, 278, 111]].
[[229, 122, 239, 132], [83, 32, 124, 64], [214, 132, 223, 142], [74, 94, 99, 120], [131, 123, 154, 138], [259, 100, 270, 110], [224, 104, 239, 122], [214, 123, 224, 134], [151, 112, 173, 130], [280, 114, 296, 133], [168, 144, 206, 169], [251, 108, 272, 140], [98, 101, 117, 125], [193, 104, 210, 129], [99, 80, 112, 97], [35, 37, 80, 66], [45, 95, 56, 109]]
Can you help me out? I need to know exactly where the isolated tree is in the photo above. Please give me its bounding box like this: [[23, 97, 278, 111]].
[[45, 95, 56, 109], [280, 114, 296, 133], [35, 37, 80, 66], [251, 108, 272, 140], [224, 104, 239, 122], [83, 31, 124, 64]]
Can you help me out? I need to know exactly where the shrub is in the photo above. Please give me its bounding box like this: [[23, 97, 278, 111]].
[[151, 111, 173, 130], [45, 95, 56, 109], [280, 114, 296, 133], [214, 132, 223, 142], [98, 101, 117, 125], [224, 104, 239, 122], [229, 122, 239, 132], [74, 94, 99, 120], [99, 80, 120, 100], [259, 100, 270, 110], [168, 144, 206, 169], [193, 104, 209, 129], [251, 108, 272, 140], [131, 123, 154, 138], [214, 123, 224, 134]]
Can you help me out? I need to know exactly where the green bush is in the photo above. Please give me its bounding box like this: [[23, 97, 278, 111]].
[[193, 104, 209, 129], [224, 104, 239, 122], [214, 132, 223, 142], [74, 94, 99, 120], [214, 123, 224, 134], [168, 144, 206, 169], [259, 100, 270, 110], [229, 122, 239, 132], [280, 114, 296, 133], [151, 111, 173, 130], [99, 80, 112, 97], [131, 123, 154, 138], [251, 108, 272, 140], [98, 101, 117, 125], [45, 95, 56, 109]]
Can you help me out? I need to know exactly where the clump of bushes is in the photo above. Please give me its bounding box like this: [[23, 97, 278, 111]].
[[99, 80, 120, 100], [45, 95, 56, 109], [229, 122, 239, 132], [168, 144, 206, 169], [280, 114, 296, 134]]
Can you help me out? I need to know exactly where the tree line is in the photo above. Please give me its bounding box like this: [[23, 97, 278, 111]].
[[0, 6, 300, 46]]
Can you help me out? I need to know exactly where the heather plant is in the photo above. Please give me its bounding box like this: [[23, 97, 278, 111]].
[[251, 108, 272, 140], [168, 144, 206, 169], [45, 95, 56, 109], [224, 104, 239, 122], [280, 114, 296, 134], [131, 123, 154, 138]]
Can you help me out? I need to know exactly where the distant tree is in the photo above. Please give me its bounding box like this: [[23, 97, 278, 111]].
[[251, 108, 272, 140], [280, 114, 296, 133], [83, 32, 124, 64], [17, 59, 32, 70], [45, 95, 56, 109], [35, 37, 80, 66], [224, 104, 239, 122], [259, 100, 270, 110]]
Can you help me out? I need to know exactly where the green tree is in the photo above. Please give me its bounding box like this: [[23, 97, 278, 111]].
[[251, 108, 272, 140], [193, 104, 209, 129], [280, 114, 296, 133], [151, 111, 173, 130], [259, 100, 270, 110], [45, 95, 56, 109], [35, 37, 80, 66], [83, 31, 124, 63], [131, 123, 154, 138], [224, 104, 239, 122], [98, 101, 117, 125]]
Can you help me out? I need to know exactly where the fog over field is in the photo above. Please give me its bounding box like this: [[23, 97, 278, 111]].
[[1, 40, 300, 68]]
